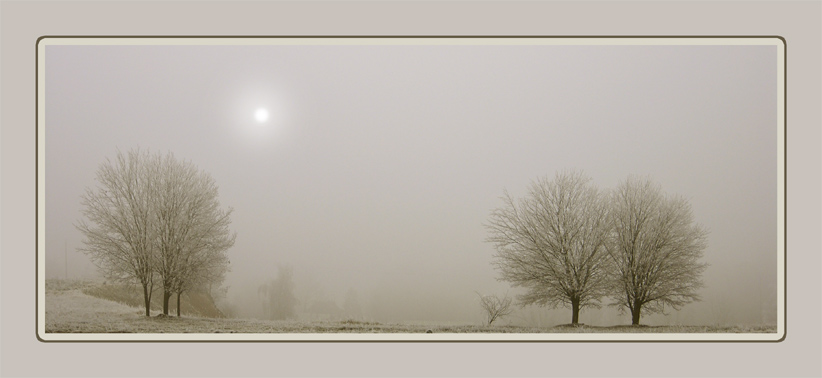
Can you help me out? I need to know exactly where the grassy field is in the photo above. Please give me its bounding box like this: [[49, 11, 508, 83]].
[[45, 280, 777, 334]]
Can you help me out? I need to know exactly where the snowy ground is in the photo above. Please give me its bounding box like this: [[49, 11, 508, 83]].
[[44, 281, 777, 334]]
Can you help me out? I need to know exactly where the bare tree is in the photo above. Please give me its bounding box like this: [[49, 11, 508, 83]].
[[476, 292, 513, 325], [606, 175, 708, 325], [149, 152, 235, 316], [76, 149, 158, 316], [486, 171, 611, 325], [77, 149, 235, 317]]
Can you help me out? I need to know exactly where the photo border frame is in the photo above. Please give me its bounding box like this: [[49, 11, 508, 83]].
[[35, 35, 787, 343]]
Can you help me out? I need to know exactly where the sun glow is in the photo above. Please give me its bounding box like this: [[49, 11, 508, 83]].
[[254, 108, 269, 123], [231, 86, 288, 146]]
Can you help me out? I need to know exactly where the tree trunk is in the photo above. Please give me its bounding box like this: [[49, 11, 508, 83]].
[[631, 301, 642, 325], [148, 285, 153, 313], [571, 298, 581, 325], [176, 292, 182, 317], [142, 284, 151, 317], [163, 290, 171, 315]]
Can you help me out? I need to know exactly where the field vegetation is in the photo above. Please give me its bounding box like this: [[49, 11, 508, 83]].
[[45, 280, 776, 334]]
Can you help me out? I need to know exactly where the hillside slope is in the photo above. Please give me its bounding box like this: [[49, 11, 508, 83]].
[[47, 279, 224, 318]]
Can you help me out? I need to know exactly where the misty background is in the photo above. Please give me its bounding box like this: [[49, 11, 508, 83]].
[[44, 43, 778, 326]]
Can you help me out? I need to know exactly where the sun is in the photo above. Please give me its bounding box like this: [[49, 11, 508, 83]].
[[254, 108, 269, 123], [232, 89, 287, 145]]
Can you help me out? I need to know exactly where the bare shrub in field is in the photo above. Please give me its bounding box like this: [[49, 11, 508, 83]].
[[477, 292, 514, 325]]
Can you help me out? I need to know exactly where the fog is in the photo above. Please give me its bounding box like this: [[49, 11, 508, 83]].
[[44, 42, 778, 327]]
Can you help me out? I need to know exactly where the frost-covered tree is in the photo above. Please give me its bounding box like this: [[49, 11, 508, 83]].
[[77, 149, 158, 316], [77, 148, 235, 317], [486, 171, 612, 325], [149, 152, 235, 316], [607, 176, 708, 325]]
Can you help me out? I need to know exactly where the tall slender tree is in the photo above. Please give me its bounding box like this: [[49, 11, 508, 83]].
[[606, 175, 708, 325], [486, 171, 612, 325]]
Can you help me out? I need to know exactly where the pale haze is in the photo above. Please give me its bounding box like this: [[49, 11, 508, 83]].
[[45, 43, 778, 326]]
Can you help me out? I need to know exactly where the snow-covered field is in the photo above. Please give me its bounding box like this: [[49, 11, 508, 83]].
[[44, 281, 777, 334]]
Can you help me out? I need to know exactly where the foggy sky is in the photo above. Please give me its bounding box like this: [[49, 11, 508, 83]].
[[44, 42, 778, 326]]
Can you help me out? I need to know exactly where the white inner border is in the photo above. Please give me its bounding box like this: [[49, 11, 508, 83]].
[[36, 37, 786, 342]]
